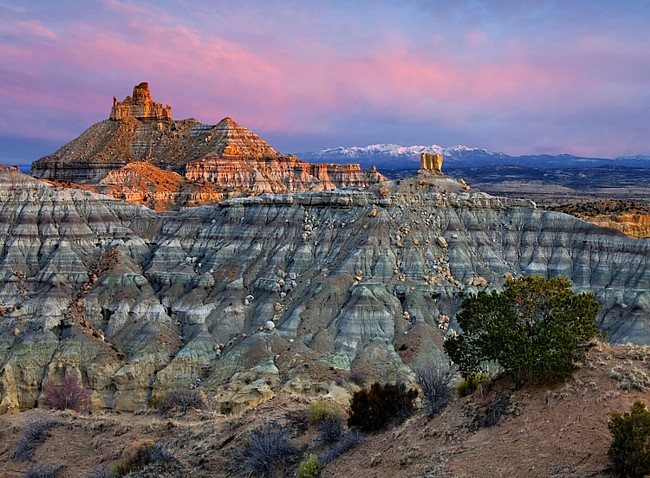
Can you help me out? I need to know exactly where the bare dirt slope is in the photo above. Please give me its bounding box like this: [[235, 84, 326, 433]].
[[1, 343, 649, 477]]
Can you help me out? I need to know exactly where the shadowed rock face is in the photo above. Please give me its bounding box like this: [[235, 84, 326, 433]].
[[0, 166, 648, 413]]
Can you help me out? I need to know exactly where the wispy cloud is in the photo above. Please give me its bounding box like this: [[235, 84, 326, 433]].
[[1, 0, 649, 158]]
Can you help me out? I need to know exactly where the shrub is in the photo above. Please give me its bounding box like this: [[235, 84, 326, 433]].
[[41, 376, 90, 413], [319, 430, 364, 466], [25, 465, 58, 478], [349, 369, 366, 386], [444, 276, 599, 387], [149, 444, 177, 465], [455, 372, 491, 398], [307, 400, 342, 425], [233, 422, 301, 478], [158, 388, 208, 415], [347, 381, 418, 432], [296, 453, 319, 478], [115, 438, 156, 476], [318, 416, 344, 444], [415, 365, 454, 417], [480, 397, 509, 428], [14, 419, 57, 461], [608, 401, 650, 478]]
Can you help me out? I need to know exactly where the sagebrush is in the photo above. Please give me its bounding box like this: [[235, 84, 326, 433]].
[[319, 430, 364, 466], [14, 418, 57, 461], [233, 422, 301, 478], [416, 365, 454, 417], [157, 388, 208, 415]]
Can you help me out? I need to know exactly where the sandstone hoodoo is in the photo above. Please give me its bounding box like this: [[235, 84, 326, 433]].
[[30, 83, 386, 208]]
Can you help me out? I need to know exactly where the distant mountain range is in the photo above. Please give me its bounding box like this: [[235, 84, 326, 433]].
[[296, 144, 650, 170]]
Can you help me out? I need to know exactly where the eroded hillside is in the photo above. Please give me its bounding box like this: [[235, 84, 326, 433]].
[[0, 165, 648, 414]]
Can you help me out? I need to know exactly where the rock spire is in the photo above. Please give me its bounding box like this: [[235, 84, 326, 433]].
[[110, 81, 172, 121]]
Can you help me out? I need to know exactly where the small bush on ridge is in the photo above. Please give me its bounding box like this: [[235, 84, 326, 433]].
[[416, 365, 454, 417], [608, 401, 650, 478], [233, 422, 301, 478], [296, 453, 319, 478], [347, 381, 418, 432], [42, 376, 90, 413]]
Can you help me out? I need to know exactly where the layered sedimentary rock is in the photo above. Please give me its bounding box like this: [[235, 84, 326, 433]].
[[0, 165, 648, 413], [30, 84, 385, 208], [547, 200, 650, 239], [110, 82, 172, 121], [185, 154, 385, 194], [98, 162, 224, 211]]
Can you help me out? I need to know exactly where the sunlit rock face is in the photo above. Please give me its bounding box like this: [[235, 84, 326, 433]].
[[0, 165, 648, 413], [29, 84, 386, 209], [110, 81, 172, 122]]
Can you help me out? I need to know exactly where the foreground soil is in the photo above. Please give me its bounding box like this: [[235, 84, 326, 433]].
[[1, 343, 649, 478]]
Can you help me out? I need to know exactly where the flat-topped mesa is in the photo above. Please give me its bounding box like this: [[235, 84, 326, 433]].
[[110, 82, 172, 121]]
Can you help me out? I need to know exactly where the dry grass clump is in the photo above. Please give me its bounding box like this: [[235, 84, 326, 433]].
[[306, 399, 343, 425], [611, 363, 650, 392], [114, 438, 156, 476]]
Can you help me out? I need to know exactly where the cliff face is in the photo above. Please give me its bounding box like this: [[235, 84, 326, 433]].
[[0, 166, 648, 413], [547, 200, 650, 239], [29, 84, 386, 208], [580, 214, 650, 239]]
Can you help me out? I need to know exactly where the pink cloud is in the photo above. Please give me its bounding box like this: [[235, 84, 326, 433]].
[[2, 1, 650, 158]]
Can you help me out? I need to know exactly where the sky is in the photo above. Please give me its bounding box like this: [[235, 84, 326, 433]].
[[1, 0, 650, 165]]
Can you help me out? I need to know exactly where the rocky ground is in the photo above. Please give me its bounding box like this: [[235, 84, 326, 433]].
[[546, 200, 650, 238], [1, 342, 648, 477]]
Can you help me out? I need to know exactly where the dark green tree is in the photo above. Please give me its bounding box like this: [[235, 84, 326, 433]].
[[444, 276, 599, 386], [608, 401, 650, 478]]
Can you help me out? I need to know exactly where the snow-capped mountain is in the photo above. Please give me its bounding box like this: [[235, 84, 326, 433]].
[[296, 144, 650, 170]]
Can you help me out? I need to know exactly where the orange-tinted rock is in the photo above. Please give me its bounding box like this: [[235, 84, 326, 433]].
[[587, 214, 650, 239], [420, 152, 443, 171], [110, 82, 172, 121], [31, 84, 387, 208], [98, 162, 223, 210]]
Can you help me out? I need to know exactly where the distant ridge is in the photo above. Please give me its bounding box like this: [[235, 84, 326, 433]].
[[297, 144, 650, 170]]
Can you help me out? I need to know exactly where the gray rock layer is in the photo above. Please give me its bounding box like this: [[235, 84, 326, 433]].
[[0, 167, 647, 412]]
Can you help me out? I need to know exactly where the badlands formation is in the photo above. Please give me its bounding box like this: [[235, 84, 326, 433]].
[[0, 84, 647, 415]]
